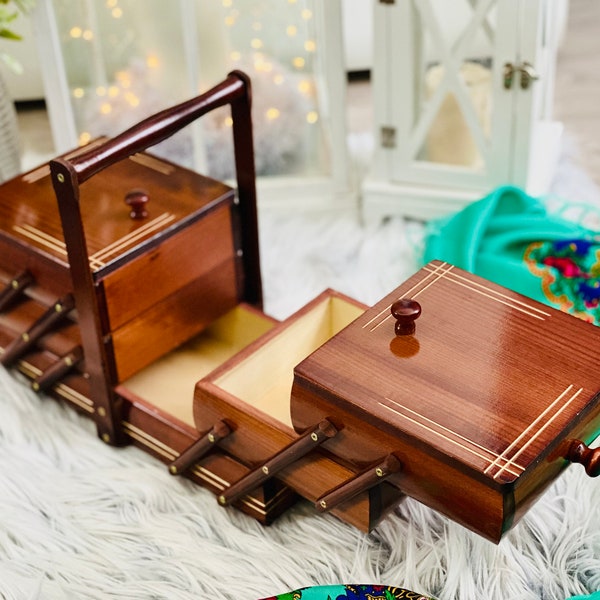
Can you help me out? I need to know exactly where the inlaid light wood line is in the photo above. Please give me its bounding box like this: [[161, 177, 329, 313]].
[[484, 384, 576, 475], [364, 262, 450, 332], [192, 465, 230, 489], [55, 386, 95, 413], [491, 386, 584, 480], [13, 225, 68, 256], [90, 212, 176, 262], [22, 165, 50, 183], [129, 153, 175, 175], [379, 397, 523, 477], [423, 265, 551, 318], [123, 425, 177, 461], [123, 421, 179, 457]]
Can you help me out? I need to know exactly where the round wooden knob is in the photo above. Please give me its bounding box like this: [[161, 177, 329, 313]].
[[125, 189, 149, 220], [391, 298, 421, 336], [567, 439, 600, 477]]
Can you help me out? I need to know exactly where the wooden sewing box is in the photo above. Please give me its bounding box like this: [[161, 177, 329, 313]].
[[0, 71, 598, 543]]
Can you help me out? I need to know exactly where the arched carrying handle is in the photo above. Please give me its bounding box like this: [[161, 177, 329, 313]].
[[54, 70, 251, 185], [566, 439, 600, 477]]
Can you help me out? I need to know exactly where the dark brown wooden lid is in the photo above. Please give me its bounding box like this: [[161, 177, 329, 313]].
[[292, 260, 600, 484], [0, 146, 234, 275]]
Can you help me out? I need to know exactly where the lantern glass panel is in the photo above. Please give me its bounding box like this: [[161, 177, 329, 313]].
[[412, 0, 498, 171], [51, 0, 329, 180]]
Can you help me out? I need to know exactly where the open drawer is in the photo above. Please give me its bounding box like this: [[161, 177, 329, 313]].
[[194, 289, 405, 532]]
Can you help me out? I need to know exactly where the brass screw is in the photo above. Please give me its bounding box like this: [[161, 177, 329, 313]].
[[57, 173, 65, 183], [54, 303, 63, 313], [22, 333, 29, 342], [319, 499, 327, 509], [64, 356, 73, 367], [376, 467, 384, 477], [97, 406, 106, 417], [208, 433, 216, 443], [101, 433, 111, 444], [11, 279, 18, 289], [261, 465, 269, 475], [311, 432, 318, 442], [218, 495, 227, 505], [169, 465, 178, 475], [31, 381, 40, 392]]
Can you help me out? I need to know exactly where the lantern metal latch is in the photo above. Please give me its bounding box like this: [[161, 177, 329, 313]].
[[380, 126, 396, 149], [503, 61, 540, 90]]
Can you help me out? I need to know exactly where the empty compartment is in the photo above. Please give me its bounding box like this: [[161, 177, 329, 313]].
[[118, 304, 276, 426], [199, 290, 365, 430]]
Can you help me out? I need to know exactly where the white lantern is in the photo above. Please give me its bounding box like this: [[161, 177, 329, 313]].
[[362, 0, 568, 222]]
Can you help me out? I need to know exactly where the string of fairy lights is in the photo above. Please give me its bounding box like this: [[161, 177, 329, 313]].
[[65, 0, 321, 148]]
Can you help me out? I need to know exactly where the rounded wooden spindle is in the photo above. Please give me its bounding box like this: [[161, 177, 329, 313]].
[[391, 298, 421, 336], [567, 439, 600, 477], [124, 189, 149, 219]]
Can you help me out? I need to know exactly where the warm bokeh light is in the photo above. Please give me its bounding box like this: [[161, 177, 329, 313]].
[[146, 54, 160, 69], [266, 107, 280, 120], [79, 131, 92, 145]]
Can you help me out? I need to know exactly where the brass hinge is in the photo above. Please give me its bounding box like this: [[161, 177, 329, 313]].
[[381, 126, 396, 149]]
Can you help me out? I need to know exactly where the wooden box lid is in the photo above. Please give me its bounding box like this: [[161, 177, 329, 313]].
[[0, 145, 235, 279], [290, 261, 600, 539]]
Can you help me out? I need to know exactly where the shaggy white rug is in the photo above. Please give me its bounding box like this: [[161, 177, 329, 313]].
[[2, 140, 600, 600]]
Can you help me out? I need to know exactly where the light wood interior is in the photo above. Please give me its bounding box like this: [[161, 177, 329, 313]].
[[213, 296, 365, 427], [120, 305, 275, 425]]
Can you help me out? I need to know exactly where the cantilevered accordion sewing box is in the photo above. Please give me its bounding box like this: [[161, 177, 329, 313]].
[[0, 72, 598, 543]]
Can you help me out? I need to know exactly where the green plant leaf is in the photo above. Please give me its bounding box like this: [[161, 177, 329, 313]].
[[0, 27, 22, 40]]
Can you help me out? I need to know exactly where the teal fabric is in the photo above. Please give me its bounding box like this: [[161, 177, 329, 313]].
[[422, 186, 600, 324], [567, 593, 600, 600]]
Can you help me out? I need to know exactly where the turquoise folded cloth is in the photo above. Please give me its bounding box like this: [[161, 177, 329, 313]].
[[422, 185, 600, 325]]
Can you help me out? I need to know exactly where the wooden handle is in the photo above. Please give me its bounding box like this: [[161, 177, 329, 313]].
[[391, 299, 421, 336], [52, 71, 249, 185], [0, 271, 34, 313], [218, 419, 338, 507], [168, 421, 231, 476], [567, 439, 600, 477], [315, 454, 402, 512], [0, 294, 75, 367]]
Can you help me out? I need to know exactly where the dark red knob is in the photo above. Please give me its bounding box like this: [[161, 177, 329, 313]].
[[125, 189, 149, 219], [391, 298, 421, 336], [567, 439, 600, 477]]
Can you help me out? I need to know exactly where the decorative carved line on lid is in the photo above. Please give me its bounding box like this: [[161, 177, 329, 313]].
[[422, 265, 551, 319], [22, 165, 50, 184], [89, 212, 176, 264], [129, 153, 176, 175], [13, 224, 67, 256], [486, 384, 584, 480], [379, 397, 524, 478]]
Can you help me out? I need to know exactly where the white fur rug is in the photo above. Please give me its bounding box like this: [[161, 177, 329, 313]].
[[2, 141, 600, 599]]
